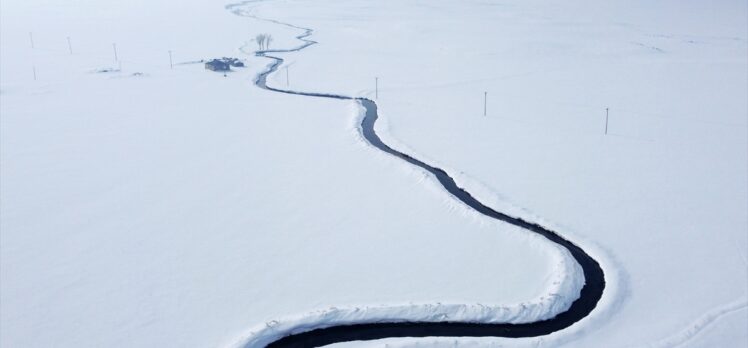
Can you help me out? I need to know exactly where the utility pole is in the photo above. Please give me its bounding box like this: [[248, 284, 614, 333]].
[[112, 43, 118, 62], [29, 32, 34, 49], [286, 65, 289, 86], [375, 77, 379, 99], [67, 37, 72, 54], [169, 50, 173, 69], [605, 108, 609, 135], [484, 91, 487, 116]]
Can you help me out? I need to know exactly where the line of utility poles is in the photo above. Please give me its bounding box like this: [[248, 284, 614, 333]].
[[20, 32, 616, 138], [480, 90, 611, 137]]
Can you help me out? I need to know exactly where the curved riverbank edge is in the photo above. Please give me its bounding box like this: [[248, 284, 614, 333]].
[[347, 102, 623, 348], [225, 2, 607, 347]]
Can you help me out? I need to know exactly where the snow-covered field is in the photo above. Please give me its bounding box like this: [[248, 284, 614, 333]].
[[1, 0, 746, 347]]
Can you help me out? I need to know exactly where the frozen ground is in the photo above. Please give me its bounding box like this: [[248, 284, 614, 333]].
[[2, 1, 578, 348], [247, 0, 748, 347], [1, 0, 747, 347]]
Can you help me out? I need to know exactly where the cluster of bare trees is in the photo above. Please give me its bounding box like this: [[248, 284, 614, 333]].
[[256, 34, 273, 50]]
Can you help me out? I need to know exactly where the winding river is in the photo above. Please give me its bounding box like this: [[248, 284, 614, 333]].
[[236, 6, 606, 347]]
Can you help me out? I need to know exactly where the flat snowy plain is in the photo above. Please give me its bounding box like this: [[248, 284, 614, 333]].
[[1, 0, 746, 347]]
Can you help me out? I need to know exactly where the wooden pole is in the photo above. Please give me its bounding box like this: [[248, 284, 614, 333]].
[[112, 43, 118, 61], [67, 37, 72, 54], [32, 65, 37, 80], [605, 108, 610, 135], [169, 50, 173, 69]]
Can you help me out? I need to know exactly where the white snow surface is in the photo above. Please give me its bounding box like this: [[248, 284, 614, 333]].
[[1, 1, 583, 348], [243, 0, 748, 347], [1, 0, 747, 348]]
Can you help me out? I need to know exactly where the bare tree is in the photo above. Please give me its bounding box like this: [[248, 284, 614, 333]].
[[265, 35, 273, 50], [256, 34, 267, 50], [255, 33, 273, 50]]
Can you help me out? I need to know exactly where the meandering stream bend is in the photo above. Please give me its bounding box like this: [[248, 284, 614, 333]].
[[247, 15, 605, 348]]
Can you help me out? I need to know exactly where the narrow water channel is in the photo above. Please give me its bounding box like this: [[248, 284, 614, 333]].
[[246, 13, 605, 348]]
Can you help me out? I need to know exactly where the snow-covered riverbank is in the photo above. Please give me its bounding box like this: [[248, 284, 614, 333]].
[[1, 1, 586, 347], [2, 0, 746, 347], [246, 0, 747, 347]]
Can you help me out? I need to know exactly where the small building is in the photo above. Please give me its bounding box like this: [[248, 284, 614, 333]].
[[222, 57, 245, 67], [205, 59, 230, 71]]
